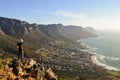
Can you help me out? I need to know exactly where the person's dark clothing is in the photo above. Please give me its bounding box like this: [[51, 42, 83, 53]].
[[17, 42, 24, 61]]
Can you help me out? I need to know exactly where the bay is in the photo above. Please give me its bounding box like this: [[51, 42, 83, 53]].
[[82, 30, 120, 70]]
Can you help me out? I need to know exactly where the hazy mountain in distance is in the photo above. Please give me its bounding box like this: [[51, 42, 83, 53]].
[[85, 27, 97, 33]]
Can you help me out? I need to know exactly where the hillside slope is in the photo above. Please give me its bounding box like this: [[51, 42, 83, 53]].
[[0, 17, 97, 57]]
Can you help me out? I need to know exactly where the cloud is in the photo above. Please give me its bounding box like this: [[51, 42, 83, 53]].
[[30, 10, 120, 30], [51, 11, 86, 19], [31, 10, 86, 19]]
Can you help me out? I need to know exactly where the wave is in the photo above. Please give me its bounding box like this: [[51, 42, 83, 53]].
[[81, 42, 120, 61], [81, 40, 120, 71], [91, 54, 120, 71], [105, 56, 119, 61], [80, 42, 99, 50], [81, 45, 120, 71], [97, 54, 119, 61]]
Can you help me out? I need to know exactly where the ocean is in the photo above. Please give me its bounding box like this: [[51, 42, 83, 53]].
[[82, 30, 120, 71]]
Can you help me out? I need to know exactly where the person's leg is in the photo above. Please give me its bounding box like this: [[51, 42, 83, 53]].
[[21, 51, 24, 62], [18, 51, 21, 61]]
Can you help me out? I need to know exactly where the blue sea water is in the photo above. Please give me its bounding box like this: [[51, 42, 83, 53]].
[[82, 30, 120, 71]]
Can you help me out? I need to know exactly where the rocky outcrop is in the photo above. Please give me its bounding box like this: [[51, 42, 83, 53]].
[[0, 58, 58, 80]]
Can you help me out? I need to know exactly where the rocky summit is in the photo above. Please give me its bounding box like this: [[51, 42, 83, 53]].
[[0, 58, 58, 80]]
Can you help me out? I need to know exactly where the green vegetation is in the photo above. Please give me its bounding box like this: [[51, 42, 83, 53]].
[[55, 69, 120, 80], [106, 70, 120, 76]]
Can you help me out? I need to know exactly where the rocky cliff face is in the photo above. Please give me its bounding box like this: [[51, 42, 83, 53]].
[[39, 24, 98, 40], [0, 17, 28, 36], [0, 17, 97, 40]]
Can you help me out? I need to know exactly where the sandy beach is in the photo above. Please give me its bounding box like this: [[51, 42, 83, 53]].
[[91, 54, 120, 71]]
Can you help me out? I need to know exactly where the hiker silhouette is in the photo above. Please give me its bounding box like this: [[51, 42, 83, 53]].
[[17, 39, 24, 62]]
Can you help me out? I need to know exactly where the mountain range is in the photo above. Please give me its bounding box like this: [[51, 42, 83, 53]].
[[0, 17, 97, 58]]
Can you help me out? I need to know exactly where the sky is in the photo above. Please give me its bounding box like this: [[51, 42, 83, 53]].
[[0, 0, 120, 30]]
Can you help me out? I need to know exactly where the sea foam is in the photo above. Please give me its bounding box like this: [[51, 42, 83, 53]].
[[91, 54, 120, 71]]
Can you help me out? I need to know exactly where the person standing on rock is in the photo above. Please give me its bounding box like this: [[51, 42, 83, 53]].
[[17, 39, 24, 62]]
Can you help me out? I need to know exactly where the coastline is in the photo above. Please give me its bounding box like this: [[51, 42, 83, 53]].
[[80, 41, 120, 71], [91, 54, 120, 71]]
